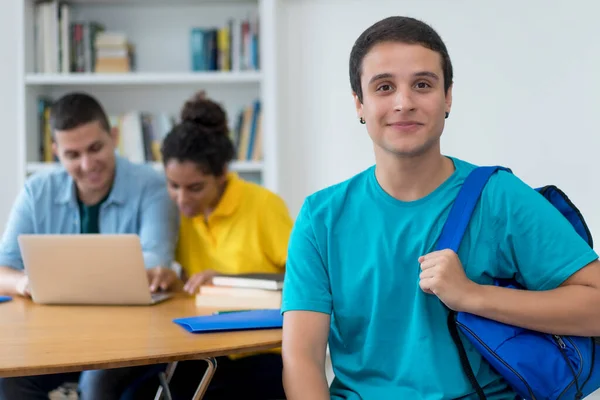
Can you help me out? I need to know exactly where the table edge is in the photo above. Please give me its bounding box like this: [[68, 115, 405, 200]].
[[0, 340, 282, 378]]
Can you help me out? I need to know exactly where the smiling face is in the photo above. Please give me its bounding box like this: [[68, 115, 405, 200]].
[[354, 41, 452, 158], [52, 120, 118, 203], [164, 159, 227, 218]]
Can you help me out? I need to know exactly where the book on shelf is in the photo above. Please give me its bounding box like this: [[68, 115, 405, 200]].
[[111, 111, 176, 163], [33, 0, 257, 74], [94, 32, 135, 73], [34, 98, 175, 164], [195, 284, 282, 309], [37, 97, 58, 163], [34, 0, 135, 73], [34, 96, 263, 166], [231, 100, 262, 161], [108, 100, 263, 164], [190, 14, 260, 72]]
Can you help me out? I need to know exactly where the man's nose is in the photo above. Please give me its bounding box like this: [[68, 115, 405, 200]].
[[80, 155, 92, 171], [393, 87, 415, 112]]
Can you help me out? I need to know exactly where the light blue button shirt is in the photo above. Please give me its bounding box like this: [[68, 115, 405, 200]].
[[0, 156, 179, 270]]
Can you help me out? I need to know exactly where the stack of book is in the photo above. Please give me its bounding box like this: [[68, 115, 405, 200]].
[[94, 32, 134, 73], [195, 273, 283, 310]]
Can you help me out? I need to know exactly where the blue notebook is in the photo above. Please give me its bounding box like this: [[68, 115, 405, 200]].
[[173, 309, 283, 333]]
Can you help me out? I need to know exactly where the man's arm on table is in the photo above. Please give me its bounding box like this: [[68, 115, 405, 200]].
[[139, 176, 181, 291], [0, 266, 28, 296], [0, 187, 35, 296], [282, 310, 331, 400]]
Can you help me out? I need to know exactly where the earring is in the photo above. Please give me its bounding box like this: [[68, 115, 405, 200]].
[[445, 112, 449, 119], [359, 117, 366, 124]]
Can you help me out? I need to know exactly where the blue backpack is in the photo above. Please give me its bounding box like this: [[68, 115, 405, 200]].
[[437, 166, 599, 400]]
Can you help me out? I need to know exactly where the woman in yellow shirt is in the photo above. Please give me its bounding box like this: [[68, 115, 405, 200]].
[[161, 91, 292, 399]]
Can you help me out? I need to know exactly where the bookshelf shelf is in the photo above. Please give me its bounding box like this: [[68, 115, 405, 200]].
[[25, 71, 263, 86], [26, 160, 264, 174], [65, 0, 235, 4], [18, 0, 278, 192]]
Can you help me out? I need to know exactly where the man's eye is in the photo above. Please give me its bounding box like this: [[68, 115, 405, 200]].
[[89, 144, 103, 153], [415, 82, 431, 89], [377, 84, 392, 92]]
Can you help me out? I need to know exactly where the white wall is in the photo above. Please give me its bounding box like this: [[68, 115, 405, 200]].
[[0, 2, 20, 230], [2, 1, 600, 238], [276, 0, 600, 245]]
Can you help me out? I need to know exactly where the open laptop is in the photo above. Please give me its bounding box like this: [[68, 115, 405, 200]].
[[18, 234, 173, 305]]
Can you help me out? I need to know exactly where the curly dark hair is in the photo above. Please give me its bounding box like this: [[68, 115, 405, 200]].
[[161, 91, 235, 176]]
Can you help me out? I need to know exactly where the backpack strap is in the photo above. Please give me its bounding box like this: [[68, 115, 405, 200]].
[[436, 166, 510, 252], [437, 166, 510, 400]]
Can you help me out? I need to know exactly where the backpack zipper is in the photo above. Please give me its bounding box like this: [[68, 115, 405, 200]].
[[456, 321, 536, 400], [555, 335, 584, 400]]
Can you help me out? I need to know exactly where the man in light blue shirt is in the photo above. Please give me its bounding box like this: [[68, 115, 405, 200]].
[[0, 92, 179, 400]]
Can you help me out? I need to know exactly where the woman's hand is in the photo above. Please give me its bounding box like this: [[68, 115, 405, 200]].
[[183, 270, 218, 295]]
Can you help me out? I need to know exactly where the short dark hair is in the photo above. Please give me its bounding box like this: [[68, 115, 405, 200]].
[[49, 92, 111, 133], [161, 91, 235, 176], [349, 16, 453, 103]]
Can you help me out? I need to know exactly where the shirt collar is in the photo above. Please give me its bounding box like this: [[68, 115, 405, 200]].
[[55, 175, 77, 205], [210, 172, 242, 217]]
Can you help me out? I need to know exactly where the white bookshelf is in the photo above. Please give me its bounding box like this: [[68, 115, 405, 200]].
[[24, 71, 263, 85], [17, 0, 279, 192], [25, 160, 264, 174]]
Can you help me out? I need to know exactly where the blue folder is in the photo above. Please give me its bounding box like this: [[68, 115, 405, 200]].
[[173, 309, 283, 333]]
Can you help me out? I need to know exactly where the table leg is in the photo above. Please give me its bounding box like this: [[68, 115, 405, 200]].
[[192, 357, 218, 400], [153, 357, 218, 400], [154, 361, 178, 400]]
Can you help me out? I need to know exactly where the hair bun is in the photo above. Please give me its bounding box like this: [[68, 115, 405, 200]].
[[180, 91, 227, 133]]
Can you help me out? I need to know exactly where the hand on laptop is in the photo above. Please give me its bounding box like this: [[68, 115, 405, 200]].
[[15, 275, 31, 298], [147, 267, 178, 293], [183, 270, 217, 295]]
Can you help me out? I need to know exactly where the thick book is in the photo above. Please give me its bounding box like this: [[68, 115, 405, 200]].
[[173, 309, 282, 333], [195, 285, 281, 309], [211, 273, 284, 291]]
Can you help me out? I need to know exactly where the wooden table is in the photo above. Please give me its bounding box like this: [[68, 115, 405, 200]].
[[0, 294, 282, 399]]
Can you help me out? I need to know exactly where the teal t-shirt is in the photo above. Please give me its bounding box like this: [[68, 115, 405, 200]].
[[281, 157, 598, 400], [77, 192, 110, 234]]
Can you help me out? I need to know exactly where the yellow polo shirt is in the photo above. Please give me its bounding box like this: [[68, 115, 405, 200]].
[[175, 172, 293, 280]]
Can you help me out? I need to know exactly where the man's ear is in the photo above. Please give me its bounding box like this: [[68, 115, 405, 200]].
[[52, 142, 58, 158], [445, 83, 453, 118], [353, 92, 363, 122], [110, 126, 119, 145]]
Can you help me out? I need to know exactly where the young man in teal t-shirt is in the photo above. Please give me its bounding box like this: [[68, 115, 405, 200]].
[[280, 16, 600, 400]]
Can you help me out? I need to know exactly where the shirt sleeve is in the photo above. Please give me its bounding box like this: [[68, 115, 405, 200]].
[[139, 175, 179, 269], [281, 197, 332, 315], [258, 192, 294, 269], [490, 172, 598, 291], [0, 185, 36, 270]]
